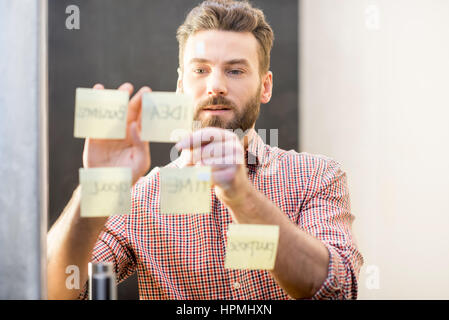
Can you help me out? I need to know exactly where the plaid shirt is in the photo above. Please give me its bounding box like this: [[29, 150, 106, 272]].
[[80, 132, 363, 299]]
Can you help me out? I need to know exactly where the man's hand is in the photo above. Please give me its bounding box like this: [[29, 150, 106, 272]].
[[175, 127, 254, 219], [83, 83, 151, 184]]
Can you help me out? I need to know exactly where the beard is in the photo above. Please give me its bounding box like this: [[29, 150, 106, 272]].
[[192, 84, 261, 132]]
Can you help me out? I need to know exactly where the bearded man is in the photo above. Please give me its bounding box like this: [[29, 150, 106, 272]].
[[47, 0, 363, 300]]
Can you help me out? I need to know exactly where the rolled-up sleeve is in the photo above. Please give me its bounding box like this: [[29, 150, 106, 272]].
[[298, 156, 364, 300], [78, 215, 137, 300]]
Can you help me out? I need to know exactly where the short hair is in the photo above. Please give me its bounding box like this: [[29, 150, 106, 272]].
[[176, 0, 274, 75]]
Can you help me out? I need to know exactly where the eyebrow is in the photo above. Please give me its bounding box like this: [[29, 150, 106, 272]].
[[188, 58, 251, 67]]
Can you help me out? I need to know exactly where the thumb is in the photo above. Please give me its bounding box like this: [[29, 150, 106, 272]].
[[129, 121, 144, 147]]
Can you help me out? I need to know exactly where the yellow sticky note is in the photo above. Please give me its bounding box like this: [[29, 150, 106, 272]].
[[79, 167, 132, 217], [160, 166, 211, 214], [225, 224, 280, 270], [141, 92, 194, 142], [74, 88, 129, 139]]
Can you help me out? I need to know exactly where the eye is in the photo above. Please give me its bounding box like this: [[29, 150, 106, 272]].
[[194, 68, 207, 74], [228, 69, 244, 75]]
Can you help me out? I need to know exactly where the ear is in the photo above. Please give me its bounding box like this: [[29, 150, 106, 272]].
[[260, 71, 273, 104], [176, 67, 183, 94]]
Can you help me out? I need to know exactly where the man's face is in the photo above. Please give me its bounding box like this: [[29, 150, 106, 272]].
[[178, 30, 272, 131]]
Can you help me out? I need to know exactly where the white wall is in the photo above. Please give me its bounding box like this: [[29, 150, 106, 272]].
[[300, 0, 449, 299]]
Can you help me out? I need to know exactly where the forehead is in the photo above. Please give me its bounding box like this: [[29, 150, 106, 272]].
[[183, 30, 259, 69]]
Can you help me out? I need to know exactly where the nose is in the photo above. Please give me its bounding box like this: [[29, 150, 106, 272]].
[[206, 70, 227, 97]]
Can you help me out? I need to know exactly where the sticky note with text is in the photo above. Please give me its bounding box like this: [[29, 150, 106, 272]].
[[79, 167, 132, 217], [74, 88, 129, 139], [160, 166, 211, 214], [141, 92, 194, 143], [225, 224, 280, 270]]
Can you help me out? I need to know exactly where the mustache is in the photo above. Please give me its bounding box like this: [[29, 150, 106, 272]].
[[196, 96, 236, 110]]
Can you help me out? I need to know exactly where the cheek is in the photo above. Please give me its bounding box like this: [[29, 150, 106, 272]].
[[230, 82, 255, 107], [183, 75, 206, 99]]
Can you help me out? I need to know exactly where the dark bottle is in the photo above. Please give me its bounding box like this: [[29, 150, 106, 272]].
[[88, 262, 117, 300]]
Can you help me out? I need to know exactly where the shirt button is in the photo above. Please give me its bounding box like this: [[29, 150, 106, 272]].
[[233, 282, 241, 289]]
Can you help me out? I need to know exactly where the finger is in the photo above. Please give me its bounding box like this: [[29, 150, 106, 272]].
[[175, 127, 234, 151], [117, 82, 134, 96], [199, 141, 244, 162], [183, 139, 243, 166], [129, 121, 151, 181], [137, 108, 142, 132], [201, 155, 244, 166], [211, 166, 238, 189], [183, 149, 195, 167], [127, 86, 152, 124], [185, 149, 243, 166], [93, 83, 104, 90], [129, 121, 143, 146]]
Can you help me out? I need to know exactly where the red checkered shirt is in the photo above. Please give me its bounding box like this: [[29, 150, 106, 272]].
[[80, 132, 364, 299]]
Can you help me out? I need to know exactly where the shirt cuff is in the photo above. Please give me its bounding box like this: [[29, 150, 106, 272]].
[[311, 243, 345, 300], [78, 281, 89, 300]]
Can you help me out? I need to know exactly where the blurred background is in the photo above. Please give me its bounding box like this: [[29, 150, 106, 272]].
[[1, 0, 448, 299]]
